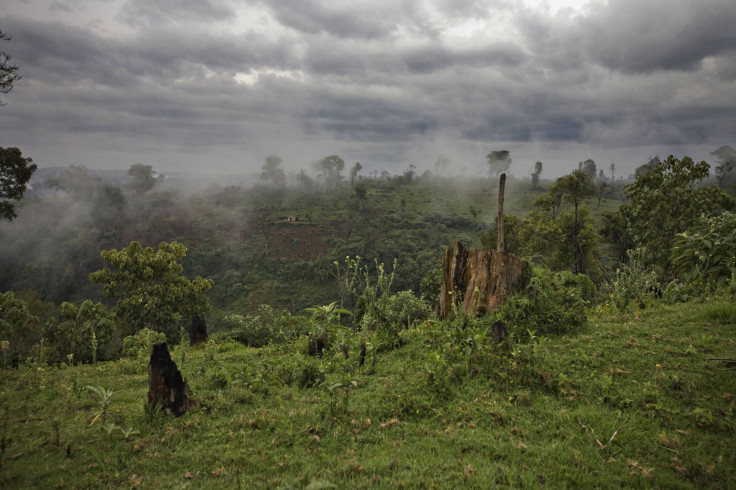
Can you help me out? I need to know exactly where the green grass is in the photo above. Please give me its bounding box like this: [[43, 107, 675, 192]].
[[2, 297, 734, 488]]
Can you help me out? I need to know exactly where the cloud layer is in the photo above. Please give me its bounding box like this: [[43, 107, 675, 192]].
[[1, 0, 735, 177]]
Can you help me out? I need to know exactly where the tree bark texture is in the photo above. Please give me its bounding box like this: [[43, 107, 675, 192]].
[[148, 342, 190, 416], [438, 241, 530, 318]]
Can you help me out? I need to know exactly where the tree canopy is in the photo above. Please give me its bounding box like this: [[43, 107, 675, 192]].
[[260, 155, 286, 187], [620, 155, 736, 277], [89, 241, 213, 342], [0, 30, 21, 106], [486, 150, 512, 177], [0, 147, 37, 220]]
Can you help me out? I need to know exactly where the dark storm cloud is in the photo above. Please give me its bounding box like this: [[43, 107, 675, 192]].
[[1, 0, 736, 176], [581, 0, 736, 73], [7, 16, 296, 88]]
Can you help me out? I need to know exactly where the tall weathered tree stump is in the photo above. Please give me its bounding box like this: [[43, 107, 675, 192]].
[[148, 342, 190, 416], [189, 315, 208, 345], [438, 241, 530, 318]]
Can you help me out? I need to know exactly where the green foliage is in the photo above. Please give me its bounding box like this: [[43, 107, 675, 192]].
[[499, 268, 589, 335], [85, 384, 116, 427], [608, 249, 660, 311], [551, 169, 598, 275], [89, 241, 213, 343], [672, 212, 736, 289], [222, 305, 299, 348], [382, 290, 432, 328], [1, 299, 736, 487], [0, 291, 41, 364], [621, 155, 736, 277], [481, 214, 522, 254], [0, 147, 37, 221], [43, 300, 119, 364], [122, 328, 166, 360]]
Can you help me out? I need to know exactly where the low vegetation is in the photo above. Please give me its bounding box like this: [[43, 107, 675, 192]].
[[1, 293, 734, 488]]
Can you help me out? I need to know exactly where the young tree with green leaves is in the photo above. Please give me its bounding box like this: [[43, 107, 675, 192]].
[[552, 169, 597, 275], [89, 241, 213, 343], [620, 155, 735, 277]]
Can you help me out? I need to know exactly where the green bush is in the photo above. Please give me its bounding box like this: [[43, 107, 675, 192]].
[[43, 301, 120, 364], [499, 268, 588, 335], [0, 291, 42, 365], [672, 212, 736, 290], [221, 305, 300, 347], [122, 328, 167, 360], [383, 290, 433, 328], [608, 248, 660, 311]]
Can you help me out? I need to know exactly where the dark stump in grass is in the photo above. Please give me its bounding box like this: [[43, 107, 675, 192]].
[[148, 342, 190, 416], [189, 315, 208, 345]]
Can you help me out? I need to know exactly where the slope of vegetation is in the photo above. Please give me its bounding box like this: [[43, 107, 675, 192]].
[[1, 295, 734, 488]]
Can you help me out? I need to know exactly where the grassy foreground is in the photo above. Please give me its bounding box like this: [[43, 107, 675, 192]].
[[1, 299, 735, 489]]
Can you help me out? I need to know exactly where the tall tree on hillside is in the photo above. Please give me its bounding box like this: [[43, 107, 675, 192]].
[[0, 147, 37, 220], [349, 162, 363, 187], [486, 150, 512, 177], [531, 161, 543, 189], [260, 155, 286, 187], [315, 155, 345, 188], [609, 163, 616, 192], [128, 163, 162, 195], [434, 155, 449, 177], [1, 30, 21, 106], [710, 145, 736, 191], [553, 169, 597, 274], [579, 159, 597, 180]]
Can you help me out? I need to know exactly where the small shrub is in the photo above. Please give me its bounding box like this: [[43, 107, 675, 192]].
[[43, 301, 120, 364], [383, 290, 432, 328], [499, 268, 588, 335], [221, 306, 285, 347], [607, 248, 660, 311], [122, 328, 167, 360]]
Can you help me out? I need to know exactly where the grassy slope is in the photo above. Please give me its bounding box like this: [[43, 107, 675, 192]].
[[1, 298, 734, 488]]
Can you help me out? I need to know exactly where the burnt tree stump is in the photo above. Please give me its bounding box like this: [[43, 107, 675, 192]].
[[148, 342, 190, 416], [438, 241, 530, 318], [438, 174, 530, 318], [189, 315, 208, 345]]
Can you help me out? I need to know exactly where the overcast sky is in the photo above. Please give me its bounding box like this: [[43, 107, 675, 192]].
[[1, 0, 735, 179]]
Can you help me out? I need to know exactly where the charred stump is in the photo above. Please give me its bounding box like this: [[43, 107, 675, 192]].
[[438, 241, 530, 318], [189, 315, 208, 345], [148, 342, 190, 416], [491, 320, 508, 343]]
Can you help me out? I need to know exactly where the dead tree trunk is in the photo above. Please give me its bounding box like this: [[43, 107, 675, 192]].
[[189, 315, 208, 345], [438, 241, 469, 318], [148, 342, 190, 416], [497, 173, 506, 253]]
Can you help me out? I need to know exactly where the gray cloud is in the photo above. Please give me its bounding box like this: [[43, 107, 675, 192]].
[[117, 0, 237, 27], [1, 0, 735, 178]]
